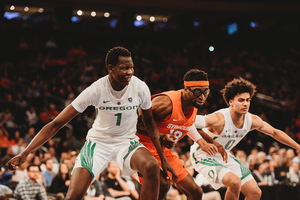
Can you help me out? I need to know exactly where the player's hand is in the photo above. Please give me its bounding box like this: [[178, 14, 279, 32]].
[[161, 134, 177, 149], [160, 157, 178, 185], [217, 145, 228, 163], [5, 153, 27, 172], [200, 142, 218, 156]]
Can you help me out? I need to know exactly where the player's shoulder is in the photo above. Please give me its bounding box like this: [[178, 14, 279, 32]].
[[250, 114, 264, 128]]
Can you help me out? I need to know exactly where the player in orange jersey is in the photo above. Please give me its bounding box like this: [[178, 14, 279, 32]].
[[136, 69, 227, 200]]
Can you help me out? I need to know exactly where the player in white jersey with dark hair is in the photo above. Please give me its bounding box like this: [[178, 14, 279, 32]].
[[5, 46, 177, 200], [190, 77, 300, 200]]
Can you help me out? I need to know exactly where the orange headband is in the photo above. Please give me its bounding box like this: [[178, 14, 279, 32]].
[[184, 81, 209, 87]]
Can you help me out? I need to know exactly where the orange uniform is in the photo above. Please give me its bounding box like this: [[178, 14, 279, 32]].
[[137, 90, 197, 183]]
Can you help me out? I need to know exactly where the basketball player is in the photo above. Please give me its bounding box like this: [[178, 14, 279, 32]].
[[6, 47, 177, 200], [191, 77, 300, 200], [137, 69, 227, 200]]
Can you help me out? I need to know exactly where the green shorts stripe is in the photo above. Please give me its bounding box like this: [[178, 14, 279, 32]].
[[123, 140, 142, 160], [80, 140, 96, 178]]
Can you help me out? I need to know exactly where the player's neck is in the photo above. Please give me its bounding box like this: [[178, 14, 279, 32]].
[[181, 91, 193, 116], [108, 75, 125, 91], [229, 107, 245, 128]]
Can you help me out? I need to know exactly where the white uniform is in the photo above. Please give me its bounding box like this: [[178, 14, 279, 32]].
[[72, 75, 151, 179], [190, 108, 253, 189]]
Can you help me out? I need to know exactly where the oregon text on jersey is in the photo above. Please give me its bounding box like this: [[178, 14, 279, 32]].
[[98, 105, 139, 111]]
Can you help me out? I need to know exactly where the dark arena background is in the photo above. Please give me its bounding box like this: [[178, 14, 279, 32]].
[[0, 0, 300, 199]]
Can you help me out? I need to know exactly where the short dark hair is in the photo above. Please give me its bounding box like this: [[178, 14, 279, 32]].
[[27, 163, 39, 171], [221, 77, 257, 106], [253, 162, 261, 170], [183, 69, 208, 82], [105, 46, 131, 67]]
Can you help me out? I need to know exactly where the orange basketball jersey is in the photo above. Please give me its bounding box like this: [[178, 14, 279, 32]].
[[137, 90, 198, 144]]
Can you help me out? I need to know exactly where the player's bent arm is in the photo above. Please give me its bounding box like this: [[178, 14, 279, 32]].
[[188, 125, 218, 156], [252, 115, 300, 152], [197, 129, 228, 163], [23, 105, 79, 155], [204, 112, 225, 128], [151, 95, 173, 121]]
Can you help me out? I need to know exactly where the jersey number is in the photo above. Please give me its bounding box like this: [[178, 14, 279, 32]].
[[169, 130, 183, 143], [224, 140, 236, 150], [114, 113, 122, 126]]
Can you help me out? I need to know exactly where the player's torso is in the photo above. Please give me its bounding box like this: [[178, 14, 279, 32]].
[[88, 76, 141, 141], [203, 108, 252, 152], [155, 90, 198, 143]]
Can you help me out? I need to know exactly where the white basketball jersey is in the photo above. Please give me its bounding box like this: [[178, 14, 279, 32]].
[[72, 75, 151, 143], [202, 108, 252, 152]]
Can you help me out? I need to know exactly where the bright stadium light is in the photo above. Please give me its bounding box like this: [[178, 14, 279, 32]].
[[136, 15, 142, 21], [104, 12, 110, 18], [150, 16, 155, 22], [38, 8, 44, 13], [77, 10, 83, 16], [24, 7, 29, 12], [209, 46, 214, 52], [163, 17, 168, 22], [10, 5, 15, 10], [91, 11, 96, 17]]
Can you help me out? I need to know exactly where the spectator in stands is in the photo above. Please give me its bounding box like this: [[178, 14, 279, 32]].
[[48, 103, 60, 121], [292, 150, 300, 165], [270, 150, 281, 167], [104, 162, 133, 200], [42, 158, 56, 188], [235, 150, 247, 165], [40, 152, 59, 174], [0, 125, 10, 149], [48, 147, 59, 164], [289, 161, 300, 183], [15, 92, 28, 109], [257, 151, 267, 163], [11, 138, 26, 156], [49, 163, 71, 195], [14, 163, 47, 200], [26, 105, 39, 127], [0, 147, 14, 168], [62, 158, 73, 173], [286, 148, 296, 160], [84, 175, 114, 200], [9, 129, 21, 146], [252, 162, 269, 186], [24, 127, 36, 145], [0, 184, 14, 199]]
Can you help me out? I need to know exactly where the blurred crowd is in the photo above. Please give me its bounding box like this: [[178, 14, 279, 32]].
[[1, 24, 300, 200]]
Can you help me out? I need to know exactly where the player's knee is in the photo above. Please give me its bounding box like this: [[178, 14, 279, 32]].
[[189, 185, 203, 200], [185, 185, 203, 200], [143, 159, 160, 176], [249, 187, 262, 200], [227, 177, 241, 192]]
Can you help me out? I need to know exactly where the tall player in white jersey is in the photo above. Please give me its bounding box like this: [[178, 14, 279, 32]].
[[5, 47, 177, 200], [190, 77, 300, 200]]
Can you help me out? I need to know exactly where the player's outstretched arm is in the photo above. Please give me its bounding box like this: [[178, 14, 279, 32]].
[[252, 115, 300, 152], [6, 105, 79, 171], [141, 108, 178, 184]]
